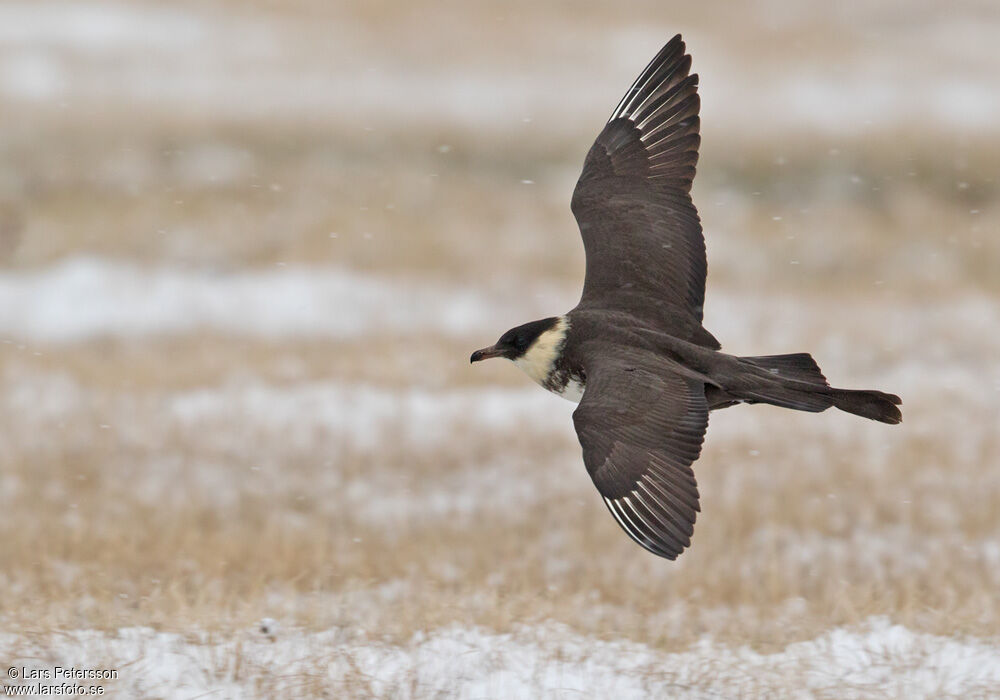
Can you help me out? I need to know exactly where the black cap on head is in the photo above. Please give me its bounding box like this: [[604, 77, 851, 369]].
[[470, 317, 559, 363]]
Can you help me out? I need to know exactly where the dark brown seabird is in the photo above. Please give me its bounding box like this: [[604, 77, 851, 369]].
[[470, 35, 901, 560]]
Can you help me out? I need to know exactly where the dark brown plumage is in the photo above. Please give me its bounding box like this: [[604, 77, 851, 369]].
[[471, 35, 901, 560]]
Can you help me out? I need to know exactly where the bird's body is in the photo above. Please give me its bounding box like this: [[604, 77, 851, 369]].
[[471, 35, 901, 560]]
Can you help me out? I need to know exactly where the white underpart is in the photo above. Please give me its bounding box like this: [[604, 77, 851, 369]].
[[511, 316, 584, 403], [556, 376, 586, 403]]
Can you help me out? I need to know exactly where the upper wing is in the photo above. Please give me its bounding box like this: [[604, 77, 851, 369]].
[[572, 347, 708, 559], [571, 35, 712, 344]]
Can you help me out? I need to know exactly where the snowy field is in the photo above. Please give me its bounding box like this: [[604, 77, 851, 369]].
[[2, 1, 999, 698], [4, 619, 1000, 698]]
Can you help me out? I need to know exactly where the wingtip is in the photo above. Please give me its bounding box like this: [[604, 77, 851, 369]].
[[666, 34, 688, 57]]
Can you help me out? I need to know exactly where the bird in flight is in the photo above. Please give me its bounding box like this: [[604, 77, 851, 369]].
[[470, 35, 901, 560]]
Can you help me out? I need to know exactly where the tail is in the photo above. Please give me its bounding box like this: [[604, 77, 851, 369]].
[[737, 353, 902, 424], [828, 387, 903, 424]]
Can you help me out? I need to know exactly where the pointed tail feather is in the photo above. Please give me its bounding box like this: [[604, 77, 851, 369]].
[[830, 388, 902, 424], [736, 353, 902, 424]]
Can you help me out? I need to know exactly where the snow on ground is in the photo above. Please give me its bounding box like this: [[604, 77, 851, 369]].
[[1, 258, 998, 354], [0, 372, 580, 520], [2, 368, 996, 536], [0, 258, 561, 342], [2, 618, 998, 699], [2, 258, 996, 478], [166, 382, 573, 452], [0, 371, 572, 453]]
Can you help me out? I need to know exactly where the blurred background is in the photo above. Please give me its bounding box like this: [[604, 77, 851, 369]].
[[1, 1, 998, 696]]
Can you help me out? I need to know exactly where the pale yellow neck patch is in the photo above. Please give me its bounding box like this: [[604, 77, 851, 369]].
[[512, 316, 569, 387]]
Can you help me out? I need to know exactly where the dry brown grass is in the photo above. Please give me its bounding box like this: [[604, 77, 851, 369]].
[[3, 118, 999, 298], [3, 325, 999, 655], [2, 0, 999, 696]]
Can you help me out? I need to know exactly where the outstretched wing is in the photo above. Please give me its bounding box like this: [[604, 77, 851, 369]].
[[572, 347, 708, 559], [571, 35, 715, 347]]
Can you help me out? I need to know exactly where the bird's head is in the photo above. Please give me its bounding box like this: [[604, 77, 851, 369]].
[[470, 317, 561, 364]]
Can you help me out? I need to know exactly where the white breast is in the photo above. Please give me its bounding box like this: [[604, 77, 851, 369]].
[[552, 377, 586, 403], [511, 316, 584, 403]]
